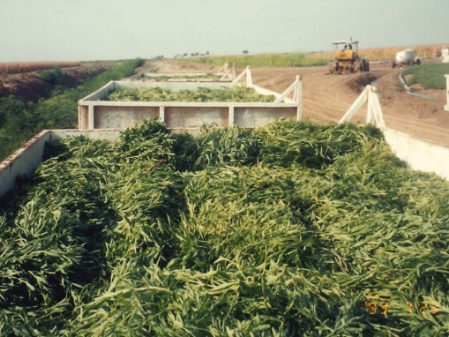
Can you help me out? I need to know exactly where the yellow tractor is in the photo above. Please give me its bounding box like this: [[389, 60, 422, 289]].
[[329, 40, 369, 74]]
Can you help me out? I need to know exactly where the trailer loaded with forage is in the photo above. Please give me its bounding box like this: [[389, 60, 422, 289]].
[[1, 118, 449, 336]]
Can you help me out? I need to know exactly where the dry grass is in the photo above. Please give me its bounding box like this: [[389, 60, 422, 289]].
[[312, 43, 447, 61], [0, 61, 80, 75]]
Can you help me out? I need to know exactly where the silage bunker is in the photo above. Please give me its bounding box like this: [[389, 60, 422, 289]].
[[77, 78, 302, 134]]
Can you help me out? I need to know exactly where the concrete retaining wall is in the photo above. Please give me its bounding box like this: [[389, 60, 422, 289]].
[[0, 131, 50, 198], [77, 81, 300, 131], [383, 127, 449, 180], [0, 130, 122, 199], [1, 126, 448, 199], [445, 75, 449, 111]]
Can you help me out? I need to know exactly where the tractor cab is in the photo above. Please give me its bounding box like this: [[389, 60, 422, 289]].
[[329, 40, 369, 74], [333, 40, 359, 64]]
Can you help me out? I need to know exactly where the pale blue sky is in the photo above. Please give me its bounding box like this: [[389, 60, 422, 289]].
[[1, 0, 448, 62]]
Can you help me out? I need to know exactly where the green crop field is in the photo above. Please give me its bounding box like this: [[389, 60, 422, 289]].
[[1, 119, 449, 336], [402, 63, 449, 89], [183, 53, 327, 68]]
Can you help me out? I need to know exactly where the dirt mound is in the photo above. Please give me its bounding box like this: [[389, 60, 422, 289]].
[[0, 74, 53, 102], [344, 72, 376, 94], [0, 65, 110, 103]]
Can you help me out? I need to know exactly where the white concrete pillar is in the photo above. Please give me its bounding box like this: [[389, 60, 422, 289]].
[[159, 106, 165, 122], [88, 105, 95, 130], [229, 106, 235, 126], [296, 77, 302, 121], [445, 75, 449, 112]]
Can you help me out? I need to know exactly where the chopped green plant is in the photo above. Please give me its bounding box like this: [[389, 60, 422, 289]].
[[1, 119, 449, 336], [143, 73, 221, 80], [106, 86, 276, 102]]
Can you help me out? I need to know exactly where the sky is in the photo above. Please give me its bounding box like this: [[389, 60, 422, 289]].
[[1, 0, 448, 62]]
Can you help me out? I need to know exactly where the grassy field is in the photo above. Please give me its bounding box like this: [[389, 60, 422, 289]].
[[402, 63, 449, 89], [183, 53, 328, 68]]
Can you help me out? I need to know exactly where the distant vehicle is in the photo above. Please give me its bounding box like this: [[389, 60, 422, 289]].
[[441, 47, 449, 63], [329, 40, 369, 75], [392, 49, 421, 68]]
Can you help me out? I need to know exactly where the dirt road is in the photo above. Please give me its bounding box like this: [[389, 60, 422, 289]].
[[143, 60, 449, 147]]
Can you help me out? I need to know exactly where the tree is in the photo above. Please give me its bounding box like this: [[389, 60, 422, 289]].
[[242, 50, 249, 54]]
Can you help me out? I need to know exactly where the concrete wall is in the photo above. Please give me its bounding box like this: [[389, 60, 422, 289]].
[[0, 130, 122, 199], [383, 127, 449, 180], [235, 107, 297, 127], [77, 81, 300, 131], [0, 131, 50, 198], [2, 127, 449, 199], [165, 106, 229, 128], [94, 106, 160, 129], [49, 129, 122, 142], [445, 75, 449, 111]]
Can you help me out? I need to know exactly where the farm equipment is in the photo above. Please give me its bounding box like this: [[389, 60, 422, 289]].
[[392, 48, 421, 68], [329, 40, 370, 74]]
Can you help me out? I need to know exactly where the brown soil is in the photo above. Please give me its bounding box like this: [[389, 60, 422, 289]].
[[0, 61, 116, 103], [143, 59, 449, 148]]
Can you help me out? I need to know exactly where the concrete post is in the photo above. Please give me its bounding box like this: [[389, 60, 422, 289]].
[[159, 106, 165, 123], [445, 75, 449, 112], [88, 105, 95, 130], [229, 105, 235, 126]]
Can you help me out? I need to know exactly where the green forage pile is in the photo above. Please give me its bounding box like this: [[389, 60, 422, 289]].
[[1, 119, 448, 336], [106, 86, 276, 102]]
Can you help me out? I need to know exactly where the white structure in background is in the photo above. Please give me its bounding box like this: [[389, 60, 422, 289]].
[[441, 47, 449, 63], [339, 85, 449, 181], [392, 48, 421, 68], [339, 85, 385, 128], [216, 63, 237, 80], [445, 75, 449, 112]]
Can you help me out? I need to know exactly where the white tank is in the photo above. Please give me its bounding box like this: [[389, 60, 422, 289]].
[[392, 48, 420, 68], [396, 49, 416, 64]]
